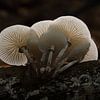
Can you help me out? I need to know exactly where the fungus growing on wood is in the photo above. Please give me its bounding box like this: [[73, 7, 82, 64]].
[[0, 16, 98, 79]]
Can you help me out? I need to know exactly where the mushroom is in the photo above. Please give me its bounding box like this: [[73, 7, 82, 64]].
[[55, 38, 98, 74], [31, 20, 54, 72], [0, 25, 33, 66], [52, 16, 98, 74], [31, 20, 54, 55], [53, 16, 91, 63], [31, 20, 55, 66]]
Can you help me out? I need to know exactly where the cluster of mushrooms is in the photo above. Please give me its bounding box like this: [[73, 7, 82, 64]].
[[0, 16, 98, 77]]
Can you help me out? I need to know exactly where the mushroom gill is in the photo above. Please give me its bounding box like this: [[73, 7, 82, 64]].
[[0, 25, 31, 66]]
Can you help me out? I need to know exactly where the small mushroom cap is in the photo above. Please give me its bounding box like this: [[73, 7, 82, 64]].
[[31, 20, 53, 52], [0, 25, 30, 66], [31, 20, 53, 38], [81, 39, 98, 62]]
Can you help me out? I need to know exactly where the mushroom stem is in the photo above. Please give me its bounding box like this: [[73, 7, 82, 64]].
[[45, 45, 55, 72], [54, 44, 68, 64], [52, 57, 68, 76], [57, 60, 78, 73], [20, 46, 38, 77], [53, 60, 78, 77], [47, 45, 55, 66], [57, 57, 68, 68], [20, 46, 33, 64], [41, 52, 48, 64]]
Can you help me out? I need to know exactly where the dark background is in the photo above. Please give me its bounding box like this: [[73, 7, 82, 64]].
[[0, 0, 100, 57]]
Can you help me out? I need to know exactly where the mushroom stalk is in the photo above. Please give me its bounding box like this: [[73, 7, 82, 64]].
[[20, 46, 38, 77], [45, 45, 55, 72], [55, 57, 68, 72], [53, 60, 78, 77], [47, 45, 55, 66], [41, 53, 46, 63], [57, 60, 78, 73], [54, 44, 68, 64], [20, 47, 33, 64]]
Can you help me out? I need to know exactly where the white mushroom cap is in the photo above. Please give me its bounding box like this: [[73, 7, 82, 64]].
[[31, 20, 53, 38], [31, 20, 51, 51], [53, 16, 91, 40], [81, 39, 98, 62], [0, 25, 30, 66], [31, 20, 53, 51]]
